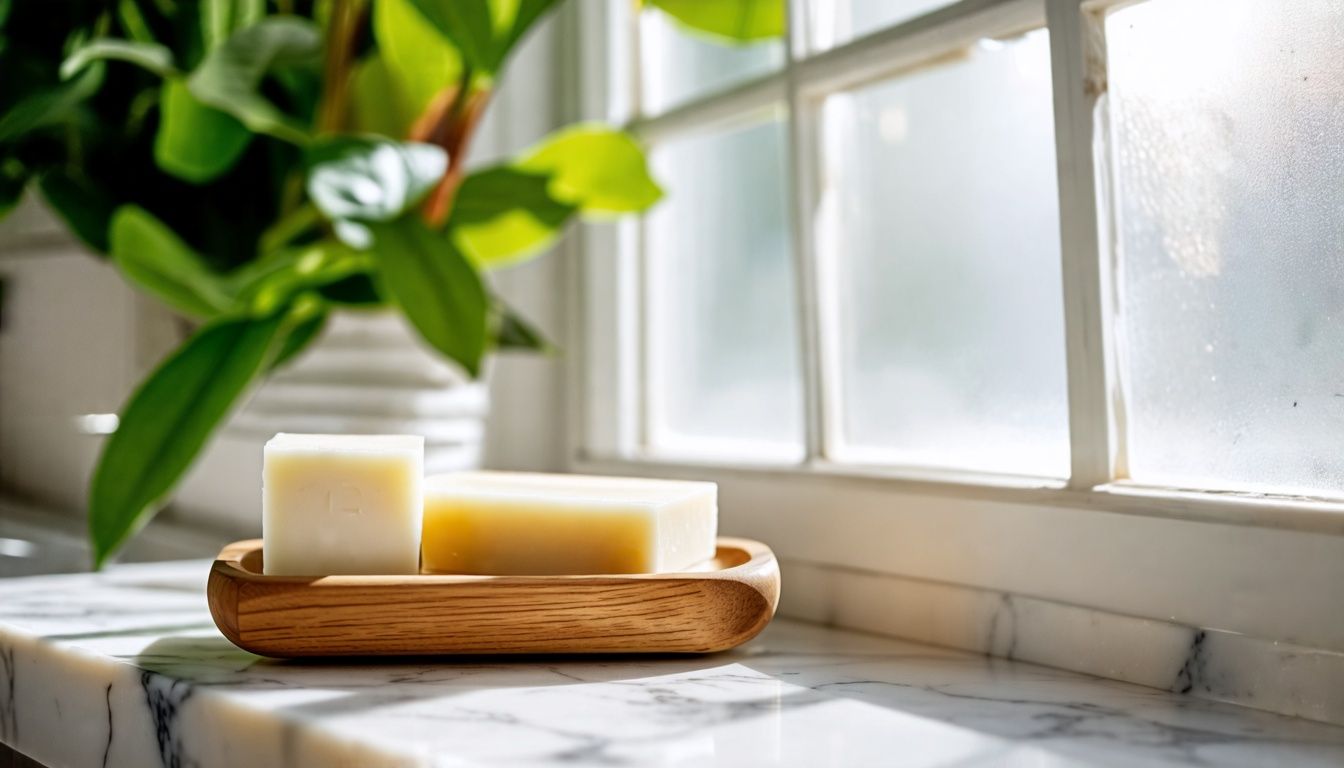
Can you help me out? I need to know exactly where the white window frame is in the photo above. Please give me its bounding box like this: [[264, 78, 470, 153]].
[[563, 0, 1344, 654]]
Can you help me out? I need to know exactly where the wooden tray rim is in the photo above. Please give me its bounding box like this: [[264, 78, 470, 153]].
[[213, 536, 776, 586]]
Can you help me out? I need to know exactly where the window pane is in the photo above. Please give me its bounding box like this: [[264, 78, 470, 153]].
[[639, 9, 783, 115], [1108, 0, 1344, 496], [806, 0, 954, 51], [820, 31, 1069, 476], [646, 117, 804, 459]]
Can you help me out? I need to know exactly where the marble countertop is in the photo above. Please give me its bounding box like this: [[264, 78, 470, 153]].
[[3, 561, 1344, 767]]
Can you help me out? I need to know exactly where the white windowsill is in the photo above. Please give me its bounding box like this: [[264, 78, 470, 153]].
[[570, 451, 1344, 725]]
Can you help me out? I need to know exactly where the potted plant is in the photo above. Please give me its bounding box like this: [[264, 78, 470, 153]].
[[0, 0, 780, 568]]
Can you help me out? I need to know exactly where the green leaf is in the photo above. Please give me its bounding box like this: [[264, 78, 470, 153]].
[[407, 0, 494, 73], [0, 63, 104, 144], [230, 241, 373, 314], [350, 55, 415, 137], [154, 79, 253, 183], [89, 312, 287, 568], [318, 273, 384, 306], [116, 0, 156, 43], [406, 0, 559, 74], [449, 166, 574, 266], [492, 0, 561, 64], [645, 0, 784, 43], [60, 38, 178, 80], [370, 218, 488, 376], [203, 0, 265, 50], [305, 137, 447, 240], [492, 299, 553, 353], [38, 171, 117, 252], [269, 303, 327, 370], [187, 17, 321, 144], [110, 205, 232, 318], [516, 125, 662, 213], [373, 0, 462, 125], [445, 127, 662, 268]]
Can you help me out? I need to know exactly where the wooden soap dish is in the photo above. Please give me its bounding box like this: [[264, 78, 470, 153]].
[[207, 538, 780, 657]]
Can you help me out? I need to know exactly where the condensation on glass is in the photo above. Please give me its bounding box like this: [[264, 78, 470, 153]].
[[1107, 0, 1344, 497], [818, 31, 1070, 476], [805, 0, 955, 52], [639, 7, 783, 115], [645, 117, 805, 459]]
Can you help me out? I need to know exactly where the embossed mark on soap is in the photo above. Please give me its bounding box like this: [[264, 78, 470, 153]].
[[329, 485, 363, 516]]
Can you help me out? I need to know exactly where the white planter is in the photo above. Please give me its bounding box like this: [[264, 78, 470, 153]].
[[173, 311, 489, 533]]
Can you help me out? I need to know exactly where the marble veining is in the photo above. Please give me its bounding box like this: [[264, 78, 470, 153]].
[[781, 557, 1344, 725], [3, 561, 1344, 767], [1, 643, 16, 743], [142, 672, 194, 768], [101, 683, 112, 768], [1172, 631, 1207, 696]]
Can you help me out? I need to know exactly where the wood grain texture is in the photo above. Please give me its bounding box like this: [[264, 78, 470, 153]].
[[207, 538, 780, 657]]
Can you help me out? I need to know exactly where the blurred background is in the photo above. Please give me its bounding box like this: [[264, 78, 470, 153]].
[[0, 0, 577, 573]]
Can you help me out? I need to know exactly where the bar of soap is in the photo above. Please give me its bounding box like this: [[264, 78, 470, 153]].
[[263, 433, 424, 576], [422, 471, 717, 575]]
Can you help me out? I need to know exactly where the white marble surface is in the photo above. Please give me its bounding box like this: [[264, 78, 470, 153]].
[[4, 562, 1344, 767], [782, 559, 1344, 726]]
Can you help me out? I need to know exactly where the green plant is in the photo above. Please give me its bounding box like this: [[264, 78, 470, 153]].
[[0, 0, 780, 568]]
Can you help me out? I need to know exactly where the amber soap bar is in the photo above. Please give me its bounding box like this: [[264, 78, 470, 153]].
[[262, 433, 424, 576], [421, 471, 717, 575]]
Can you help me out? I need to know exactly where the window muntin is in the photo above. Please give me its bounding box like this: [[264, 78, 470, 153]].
[[819, 30, 1069, 476], [805, 0, 957, 52]]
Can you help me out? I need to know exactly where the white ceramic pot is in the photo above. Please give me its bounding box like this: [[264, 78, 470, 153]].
[[173, 311, 488, 533]]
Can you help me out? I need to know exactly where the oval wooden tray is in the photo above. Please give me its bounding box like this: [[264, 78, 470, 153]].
[[207, 538, 779, 657]]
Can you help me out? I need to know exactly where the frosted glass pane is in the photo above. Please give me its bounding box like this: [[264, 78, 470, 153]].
[[1109, 0, 1344, 496], [821, 32, 1069, 475], [646, 118, 803, 458], [640, 9, 783, 115], [806, 0, 953, 51]]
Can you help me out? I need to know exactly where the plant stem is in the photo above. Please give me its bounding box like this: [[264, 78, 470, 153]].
[[315, 0, 366, 134], [116, 0, 155, 43], [417, 68, 490, 227], [260, 203, 323, 253]]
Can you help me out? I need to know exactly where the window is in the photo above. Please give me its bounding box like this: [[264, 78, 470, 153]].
[[579, 0, 1344, 507], [640, 11, 783, 113], [572, 0, 1344, 664]]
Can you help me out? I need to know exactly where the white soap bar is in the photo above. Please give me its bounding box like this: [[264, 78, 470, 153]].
[[422, 471, 717, 575], [263, 433, 424, 575]]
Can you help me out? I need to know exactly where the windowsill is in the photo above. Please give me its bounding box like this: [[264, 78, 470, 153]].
[[576, 452, 1344, 536], [570, 453, 1344, 726], [3, 559, 1344, 766]]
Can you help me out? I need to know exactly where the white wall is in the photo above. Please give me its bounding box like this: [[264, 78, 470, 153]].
[[474, 14, 572, 473], [0, 199, 144, 512]]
